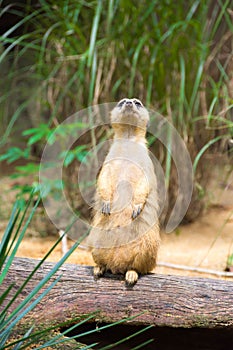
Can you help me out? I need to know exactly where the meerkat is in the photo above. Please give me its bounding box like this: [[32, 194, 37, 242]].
[[86, 98, 160, 285]]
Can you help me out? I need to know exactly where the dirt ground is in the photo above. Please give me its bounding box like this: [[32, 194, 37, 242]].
[[0, 162, 233, 280]]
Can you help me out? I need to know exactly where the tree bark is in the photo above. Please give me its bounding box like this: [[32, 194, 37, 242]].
[[1, 257, 233, 330]]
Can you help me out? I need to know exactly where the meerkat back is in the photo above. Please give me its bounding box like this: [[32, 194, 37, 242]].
[[86, 98, 160, 285]]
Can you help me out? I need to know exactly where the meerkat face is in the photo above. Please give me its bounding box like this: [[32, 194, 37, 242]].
[[110, 98, 150, 129]]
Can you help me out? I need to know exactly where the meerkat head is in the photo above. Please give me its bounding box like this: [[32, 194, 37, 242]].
[[110, 98, 150, 131]]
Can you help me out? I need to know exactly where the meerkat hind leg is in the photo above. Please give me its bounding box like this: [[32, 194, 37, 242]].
[[93, 265, 105, 279], [125, 270, 138, 285]]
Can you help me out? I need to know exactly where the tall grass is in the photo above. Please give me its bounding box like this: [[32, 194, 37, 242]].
[[1, 1, 231, 123], [0, 0, 232, 220]]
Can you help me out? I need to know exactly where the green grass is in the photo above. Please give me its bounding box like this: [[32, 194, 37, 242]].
[[0, 0, 232, 219], [1, 1, 231, 131]]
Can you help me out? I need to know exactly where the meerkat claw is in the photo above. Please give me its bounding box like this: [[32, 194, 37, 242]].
[[93, 265, 105, 279], [102, 201, 111, 215], [125, 270, 138, 285], [132, 204, 142, 219]]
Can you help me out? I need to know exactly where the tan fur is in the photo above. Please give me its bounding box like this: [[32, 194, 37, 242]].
[[91, 226, 160, 275], [86, 98, 160, 284]]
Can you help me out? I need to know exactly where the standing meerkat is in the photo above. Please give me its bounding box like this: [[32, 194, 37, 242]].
[[86, 98, 160, 285]]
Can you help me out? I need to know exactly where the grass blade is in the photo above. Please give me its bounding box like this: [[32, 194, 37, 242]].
[[100, 325, 154, 350], [131, 338, 155, 350], [12, 326, 34, 350], [2, 9, 41, 39], [193, 135, 223, 173], [129, 35, 148, 97], [178, 54, 188, 133], [0, 203, 20, 269], [0, 194, 39, 285], [88, 0, 102, 67], [0, 285, 14, 307]]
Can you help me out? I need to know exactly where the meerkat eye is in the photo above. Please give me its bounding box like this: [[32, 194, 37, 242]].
[[134, 100, 143, 108], [117, 99, 126, 108]]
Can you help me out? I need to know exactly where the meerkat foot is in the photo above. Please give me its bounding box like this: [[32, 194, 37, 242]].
[[101, 201, 111, 215], [93, 265, 105, 279], [125, 270, 138, 285], [132, 204, 143, 219]]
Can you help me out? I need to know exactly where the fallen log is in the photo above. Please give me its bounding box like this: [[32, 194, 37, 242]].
[[1, 257, 233, 331]]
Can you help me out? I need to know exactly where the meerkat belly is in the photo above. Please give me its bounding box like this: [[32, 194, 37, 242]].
[[110, 159, 148, 217]]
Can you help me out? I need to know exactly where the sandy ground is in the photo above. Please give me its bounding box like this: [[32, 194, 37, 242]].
[[0, 166, 233, 280]]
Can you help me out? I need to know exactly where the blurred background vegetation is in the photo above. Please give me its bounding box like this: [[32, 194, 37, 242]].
[[0, 0, 232, 225]]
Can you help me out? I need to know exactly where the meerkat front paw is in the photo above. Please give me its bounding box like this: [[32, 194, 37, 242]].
[[101, 201, 111, 215], [125, 270, 138, 285], [93, 265, 105, 279], [132, 204, 143, 219]]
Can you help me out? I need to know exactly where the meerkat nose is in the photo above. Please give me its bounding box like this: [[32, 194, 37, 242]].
[[125, 100, 133, 107]]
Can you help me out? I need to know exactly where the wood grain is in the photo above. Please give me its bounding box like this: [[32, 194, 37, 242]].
[[1, 257, 233, 330]]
